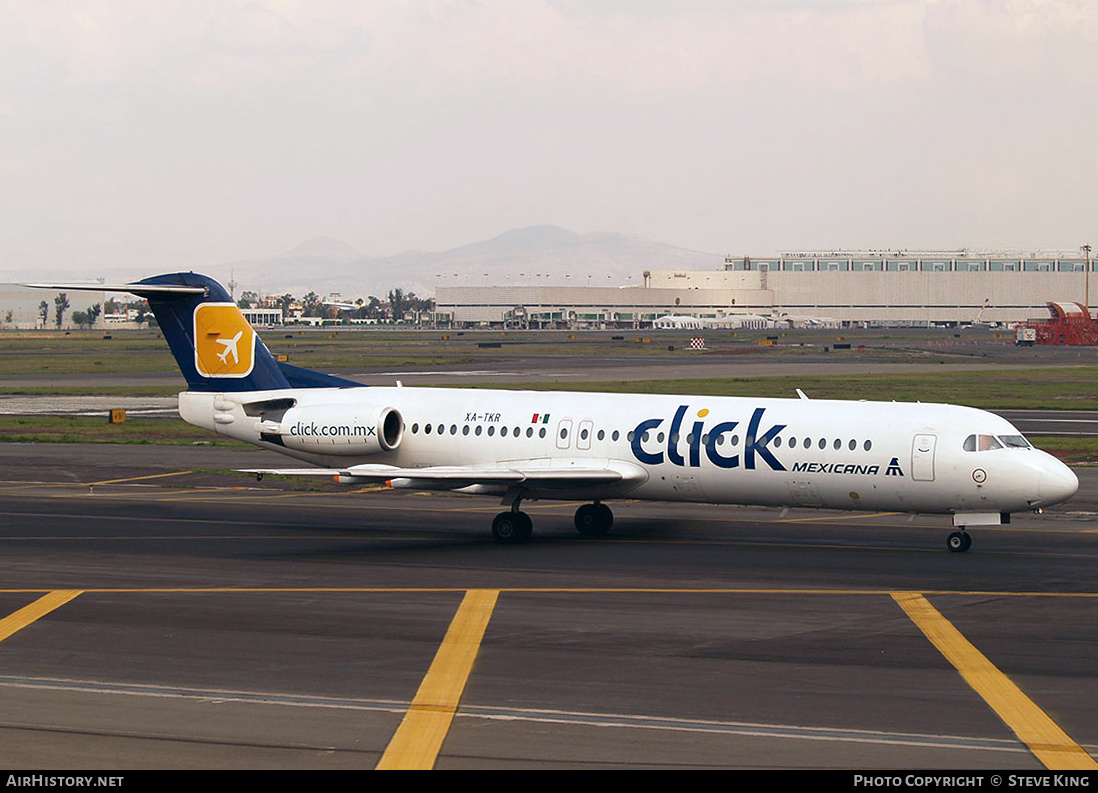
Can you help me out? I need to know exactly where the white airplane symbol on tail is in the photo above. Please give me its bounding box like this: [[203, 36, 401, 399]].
[[216, 331, 244, 365]]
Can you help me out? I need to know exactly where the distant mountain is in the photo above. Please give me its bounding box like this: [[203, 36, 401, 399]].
[[225, 226, 722, 300], [0, 227, 723, 301], [277, 236, 364, 262]]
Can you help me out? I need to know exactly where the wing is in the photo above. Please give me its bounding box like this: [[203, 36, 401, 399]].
[[241, 458, 648, 495]]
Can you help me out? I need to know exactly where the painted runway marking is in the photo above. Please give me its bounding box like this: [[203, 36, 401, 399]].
[[0, 590, 82, 642], [776, 511, 899, 523], [85, 471, 194, 486], [0, 674, 1034, 757], [893, 592, 1097, 771], [0, 586, 1094, 767], [376, 589, 500, 770]]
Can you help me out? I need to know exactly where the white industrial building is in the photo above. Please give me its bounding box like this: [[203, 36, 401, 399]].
[[434, 249, 1095, 328]]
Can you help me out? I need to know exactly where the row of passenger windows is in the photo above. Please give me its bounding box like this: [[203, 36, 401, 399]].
[[636, 430, 871, 451], [411, 422, 563, 439], [406, 421, 873, 451], [408, 422, 629, 442]]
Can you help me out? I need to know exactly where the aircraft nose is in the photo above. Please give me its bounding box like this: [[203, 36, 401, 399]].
[[1037, 456, 1079, 506]]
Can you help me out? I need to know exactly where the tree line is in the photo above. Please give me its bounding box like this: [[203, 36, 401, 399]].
[[33, 295, 150, 329], [23, 287, 431, 329], [236, 287, 434, 321]]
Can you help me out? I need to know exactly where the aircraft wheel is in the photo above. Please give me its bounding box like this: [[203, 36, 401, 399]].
[[947, 531, 971, 553], [492, 511, 533, 544], [575, 503, 613, 537]]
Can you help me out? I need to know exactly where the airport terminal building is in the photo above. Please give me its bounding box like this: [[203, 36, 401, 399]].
[[434, 249, 1096, 329]]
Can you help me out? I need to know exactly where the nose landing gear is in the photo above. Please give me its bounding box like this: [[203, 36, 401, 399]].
[[947, 530, 972, 553]]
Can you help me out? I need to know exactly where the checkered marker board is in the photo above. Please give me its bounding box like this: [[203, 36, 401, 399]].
[[689, 337, 706, 349]]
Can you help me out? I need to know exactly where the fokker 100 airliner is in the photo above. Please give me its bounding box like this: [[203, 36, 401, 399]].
[[28, 272, 1079, 552]]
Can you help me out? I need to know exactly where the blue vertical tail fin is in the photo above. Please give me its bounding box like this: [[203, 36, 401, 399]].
[[130, 272, 293, 392], [28, 272, 360, 392]]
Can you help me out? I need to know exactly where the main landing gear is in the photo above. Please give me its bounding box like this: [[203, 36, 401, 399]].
[[947, 530, 972, 553], [491, 509, 533, 544], [490, 500, 615, 543], [574, 502, 614, 537]]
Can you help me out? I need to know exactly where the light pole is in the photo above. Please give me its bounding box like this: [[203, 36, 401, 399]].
[[1084, 244, 1093, 316]]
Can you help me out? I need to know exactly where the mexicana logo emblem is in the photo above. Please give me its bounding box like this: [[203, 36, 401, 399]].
[[193, 303, 257, 378], [630, 406, 787, 471]]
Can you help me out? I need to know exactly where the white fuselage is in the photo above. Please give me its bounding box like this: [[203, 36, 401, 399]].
[[179, 386, 1079, 517]]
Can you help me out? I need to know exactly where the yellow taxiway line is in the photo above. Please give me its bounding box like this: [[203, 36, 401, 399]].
[[376, 588, 500, 770], [85, 471, 195, 486], [1, 587, 1093, 769], [0, 590, 82, 642], [893, 592, 1097, 771]]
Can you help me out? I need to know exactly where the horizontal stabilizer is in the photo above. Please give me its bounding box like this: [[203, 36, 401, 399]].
[[21, 281, 206, 295]]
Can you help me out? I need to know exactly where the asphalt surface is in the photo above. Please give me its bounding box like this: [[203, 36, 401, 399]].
[[2, 335, 1096, 770], [0, 443, 1096, 770]]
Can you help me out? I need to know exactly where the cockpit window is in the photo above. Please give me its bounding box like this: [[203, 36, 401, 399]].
[[998, 435, 1031, 449], [979, 434, 1003, 451], [964, 434, 1007, 451]]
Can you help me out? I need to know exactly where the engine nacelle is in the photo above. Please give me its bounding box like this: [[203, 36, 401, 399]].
[[269, 404, 404, 456]]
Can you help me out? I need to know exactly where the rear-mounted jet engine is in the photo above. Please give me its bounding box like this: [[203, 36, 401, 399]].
[[262, 404, 404, 455]]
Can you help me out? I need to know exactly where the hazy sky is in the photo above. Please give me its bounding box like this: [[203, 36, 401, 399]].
[[1, 0, 1095, 277]]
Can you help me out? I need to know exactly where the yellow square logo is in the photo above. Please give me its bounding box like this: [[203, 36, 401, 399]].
[[193, 303, 256, 378]]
